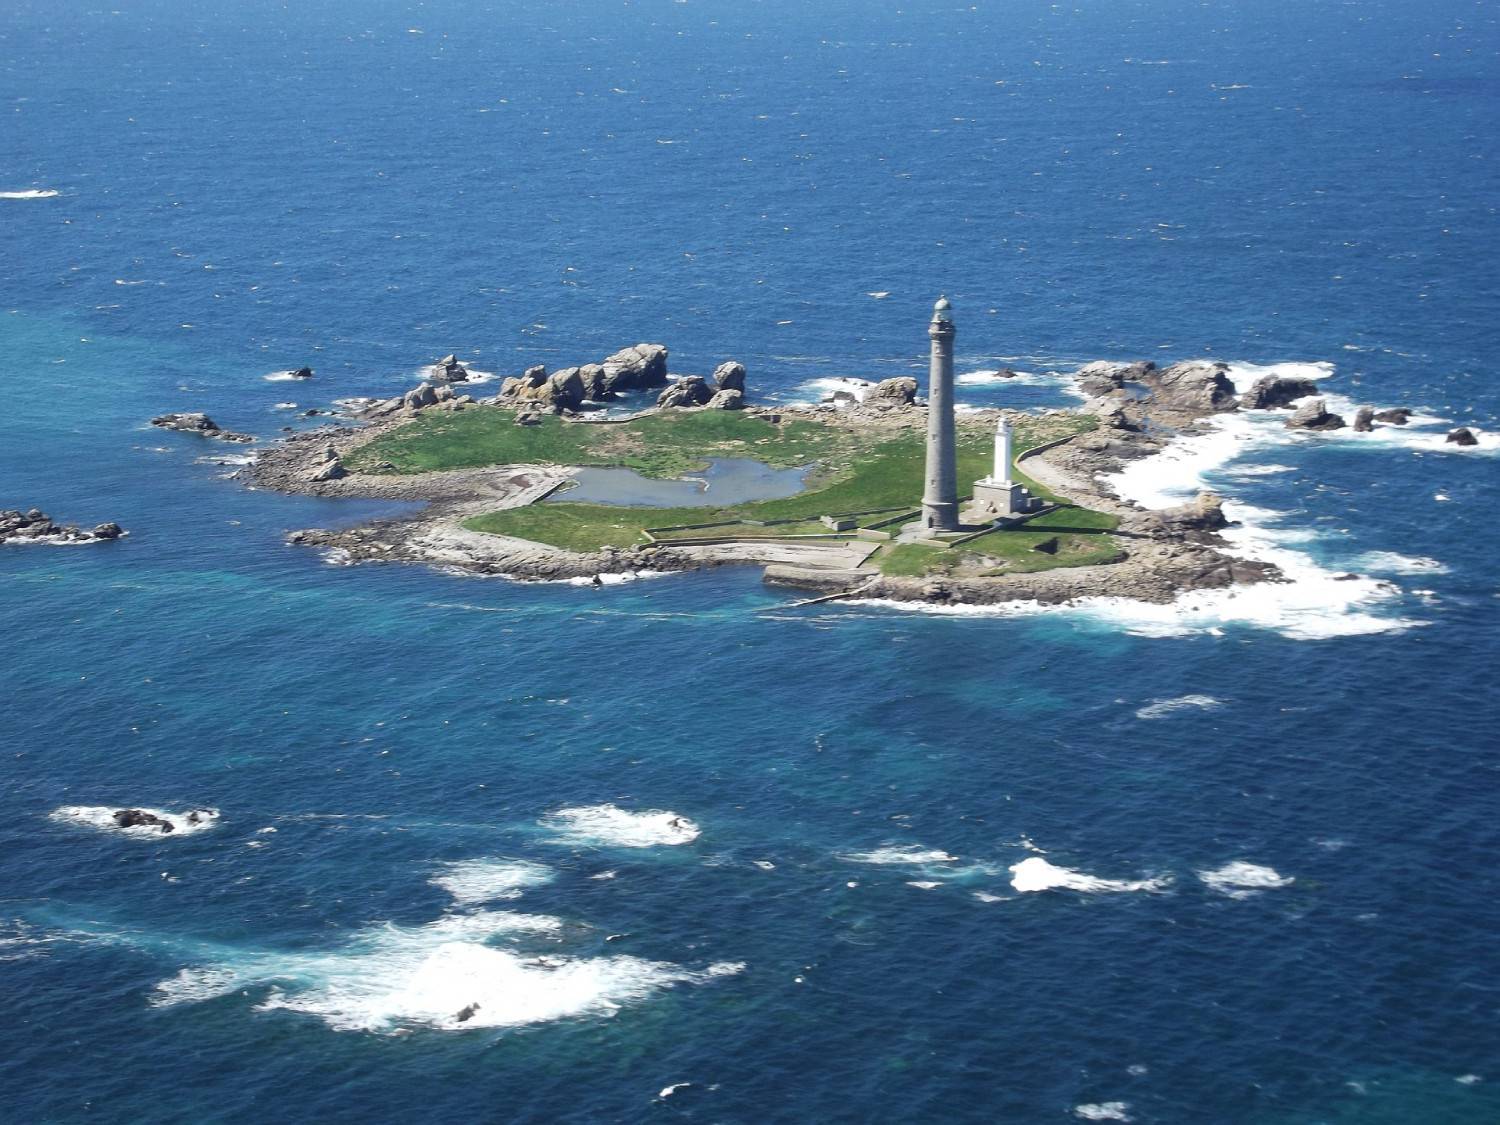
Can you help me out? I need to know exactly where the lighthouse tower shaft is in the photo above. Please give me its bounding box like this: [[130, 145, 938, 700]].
[[921, 298, 959, 531]]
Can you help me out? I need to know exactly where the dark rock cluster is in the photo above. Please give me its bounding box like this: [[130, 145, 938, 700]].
[[151, 412, 255, 443], [1, 509, 124, 544]]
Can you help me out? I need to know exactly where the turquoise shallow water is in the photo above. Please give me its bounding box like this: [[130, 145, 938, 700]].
[[3, 1, 1499, 1122]]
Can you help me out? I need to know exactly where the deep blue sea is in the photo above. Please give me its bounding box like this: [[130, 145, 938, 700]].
[[3, 1, 1499, 1121]]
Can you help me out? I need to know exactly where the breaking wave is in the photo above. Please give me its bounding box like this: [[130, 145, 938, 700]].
[[1135, 694, 1224, 720], [147, 910, 738, 1033], [840, 845, 959, 865], [1009, 856, 1171, 894], [429, 859, 554, 905], [1, 188, 59, 199], [540, 804, 701, 847], [1197, 861, 1294, 898]]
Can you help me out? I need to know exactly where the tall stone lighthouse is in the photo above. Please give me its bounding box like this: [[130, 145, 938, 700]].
[[921, 296, 959, 531]]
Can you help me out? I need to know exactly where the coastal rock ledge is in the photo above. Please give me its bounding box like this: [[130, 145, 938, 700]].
[[151, 412, 255, 443], [1, 509, 125, 545]]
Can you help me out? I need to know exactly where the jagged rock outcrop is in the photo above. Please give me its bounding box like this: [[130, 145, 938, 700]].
[[1447, 427, 1479, 447], [151, 413, 255, 443], [713, 362, 746, 393], [362, 383, 469, 419], [431, 354, 468, 382], [1239, 374, 1319, 410], [1081, 398, 1140, 431], [1374, 408, 1411, 425], [657, 376, 713, 409], [705, 388, 744, 410], [866, 377, 918, 409], [600, 343, 669, 393], [308, 459, 347, 482], [1353, 406, 1376, 432], [1074, 361, 1154, 399], [113, 808, 175, 833], [577, 363, 610, 400], [1285, 398, 1346, 430], [1, 509, 126, 545], [1146, 492, 1230, 534], [543, 367, 587, 411], [1144, 361, 1239, 415]]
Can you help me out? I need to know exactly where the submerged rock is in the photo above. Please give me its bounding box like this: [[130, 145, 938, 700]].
[[289, 366, 314, 379], [1285, 398, 1346, 430], [1446, 426, 1479, 446]]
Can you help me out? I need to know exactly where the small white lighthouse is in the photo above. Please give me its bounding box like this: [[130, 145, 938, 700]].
[[968, 416, 1040, 520]]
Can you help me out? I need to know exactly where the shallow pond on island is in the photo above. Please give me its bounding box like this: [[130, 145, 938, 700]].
[[549, 458, 812, 507]]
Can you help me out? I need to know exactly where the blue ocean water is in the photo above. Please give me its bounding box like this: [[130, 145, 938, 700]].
[[3, 1, 1499, 1121]]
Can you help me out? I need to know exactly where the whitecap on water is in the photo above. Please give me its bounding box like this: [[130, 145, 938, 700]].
[[1074, 1103, 1133, 1122], [429, 859, 554, 905], [840, 845, 958, 865], [1134, 694, 1224, 720], [1, 188, 60, 199], [540, 804, 700, 848], [147, 909, 737, 1033], [1197, 860, 1293, 898], [1009, 856, 1170, 894], [50, 805, 220, 838], [1351, 551, 1450, 576]]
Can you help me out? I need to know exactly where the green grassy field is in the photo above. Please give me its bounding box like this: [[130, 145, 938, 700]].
[[459, 411, 1110, 562], [873, 515, 1123, 578], [346, 409, 852, 479]]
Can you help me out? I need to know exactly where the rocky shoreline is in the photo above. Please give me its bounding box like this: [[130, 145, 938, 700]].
[[222, 349, 1310, 607]]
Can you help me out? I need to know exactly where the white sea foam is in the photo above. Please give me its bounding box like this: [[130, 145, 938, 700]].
[[1135, 694, 1224, 720], [420, 363, 496, 385], [1352, 551, 1450, 576], [1098, 392, 1422, 639], [50, 805, 220, 838], [148, 909, 735, 1033], [1198, 861, 1293, 898], [273, 401, 299, 411], [955, 368, 1083, 396], [1009, 857, 1170, 894], [262, 370, 309, 382], [796, 376, 873, 404], [1075, 1103, 1133, 1122], [540, 804, 700, 847], [841, 845, 959, 866], [429, 859, 554, 905], [564, 570, 672, 586], [1, 188, 59, 199]]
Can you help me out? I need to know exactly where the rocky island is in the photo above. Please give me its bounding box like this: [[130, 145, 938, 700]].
[[156, 305, 1427, 610]]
